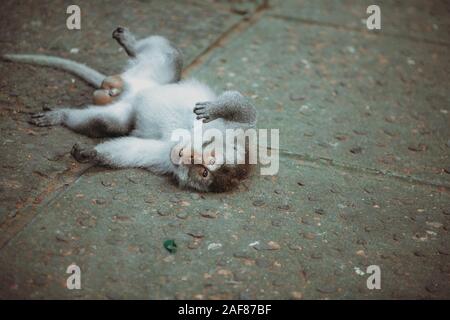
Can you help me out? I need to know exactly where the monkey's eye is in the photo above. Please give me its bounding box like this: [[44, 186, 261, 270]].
[[179, 148, 183, 157], [202, 168, 209, 178]]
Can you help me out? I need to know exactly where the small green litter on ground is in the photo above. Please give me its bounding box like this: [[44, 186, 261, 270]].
[[164, 239, 177, 253]]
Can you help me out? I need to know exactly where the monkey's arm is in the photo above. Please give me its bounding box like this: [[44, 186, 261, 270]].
[[193, 91, 256, 125], [71, 138, 173, 173]]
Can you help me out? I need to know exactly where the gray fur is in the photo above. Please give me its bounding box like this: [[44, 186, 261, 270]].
[[2, 54, 105, 88], [194, 91, 257, 124]]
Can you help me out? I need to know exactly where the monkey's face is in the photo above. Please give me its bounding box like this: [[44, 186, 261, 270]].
[[170, 139, 250, 192], [170, 140, 218, 190]]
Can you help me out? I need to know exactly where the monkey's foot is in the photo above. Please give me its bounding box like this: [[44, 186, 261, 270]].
[[112, 26, 127, 41], [193, 102, 218, 123], [112, 27, 137, 57], [71, 143, 97, 163], [28, 110, 63, 127]]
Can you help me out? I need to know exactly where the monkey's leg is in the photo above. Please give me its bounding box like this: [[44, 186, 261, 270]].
[[194, 91, 257, 125], [165, 43, 183, 82], [71, 137, 172, 171], [113, 27, 183, 82], [112, 27, 137, 57], [29, 102, 134, 138]]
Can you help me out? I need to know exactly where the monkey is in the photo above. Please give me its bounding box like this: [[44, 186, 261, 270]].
[[2, 27, 257, 192]]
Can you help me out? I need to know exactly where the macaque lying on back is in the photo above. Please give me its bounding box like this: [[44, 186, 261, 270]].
[[3, 27, 257, 192]]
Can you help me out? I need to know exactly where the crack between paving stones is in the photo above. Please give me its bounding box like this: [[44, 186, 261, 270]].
[[279, 149, 450, 190], [0, 164, 94, 250], [183, 0, 269, 75], [269, 14, 450, 48]]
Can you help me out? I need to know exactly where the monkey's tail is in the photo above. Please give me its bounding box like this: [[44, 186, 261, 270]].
[[2, 54, 106, 88]]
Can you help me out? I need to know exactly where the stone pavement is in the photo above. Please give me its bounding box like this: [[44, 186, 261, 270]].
[[0, 0, 449, 299]]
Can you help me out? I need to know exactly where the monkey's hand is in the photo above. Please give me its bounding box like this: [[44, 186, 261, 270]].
[[194, 91, 256, 124], [193, 101, 220, 123], [71, 143, 98, 163], [29, 110, 64, 127]]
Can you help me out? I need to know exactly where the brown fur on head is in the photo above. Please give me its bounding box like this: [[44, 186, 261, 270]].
[[208, 162, 253, 192], [172, 134, 256, 192], [180, 161, 254, 193], [190, 144, 254, 193], [174, 143, 255, 193]]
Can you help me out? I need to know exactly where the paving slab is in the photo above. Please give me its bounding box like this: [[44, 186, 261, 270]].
[[193, 16, 450, 187], [271, 0, 450, 45], [0, 158, 448, 299]]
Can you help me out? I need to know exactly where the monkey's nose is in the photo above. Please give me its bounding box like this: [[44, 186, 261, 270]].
[[190, 153, 203, 165]]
